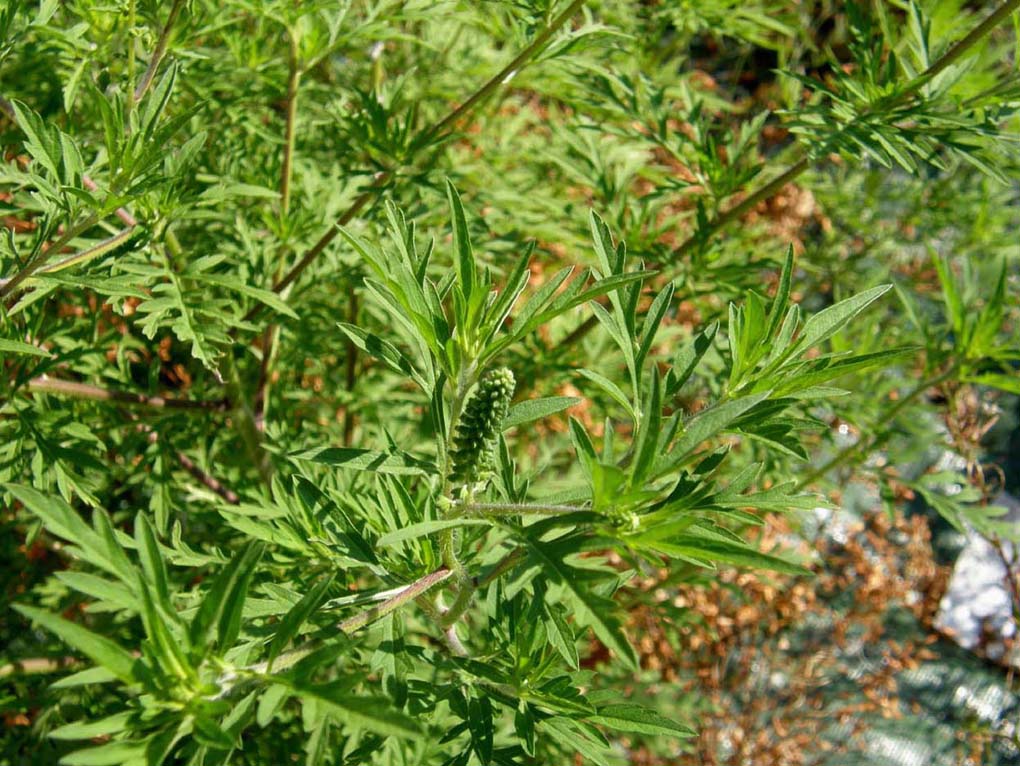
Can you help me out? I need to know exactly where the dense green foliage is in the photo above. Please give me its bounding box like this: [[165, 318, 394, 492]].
[[1, 0, 1018, 764]]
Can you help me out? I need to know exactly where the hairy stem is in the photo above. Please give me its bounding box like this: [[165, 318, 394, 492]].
[[443, 625, 469, 656], [439, 371, 472, 576], [435, 366, 484, 629], [1, 222, 137, 302], [440, 581, 475, 628], [1, 214, 100, 302], [37, 226, 138, 275], [240, 567, 453, 679], [337, 567, 453, 634], [457, 501, 585, 516]]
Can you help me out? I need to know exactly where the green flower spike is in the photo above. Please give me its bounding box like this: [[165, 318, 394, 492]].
[[449, 367, 515, 486]]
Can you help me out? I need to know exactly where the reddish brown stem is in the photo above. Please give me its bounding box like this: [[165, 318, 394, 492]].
[[175, 450, 241, 505], [28, 376, 228, 412]]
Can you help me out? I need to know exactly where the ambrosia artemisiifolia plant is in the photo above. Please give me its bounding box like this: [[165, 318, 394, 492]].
[[1, 0, 1018, 764]]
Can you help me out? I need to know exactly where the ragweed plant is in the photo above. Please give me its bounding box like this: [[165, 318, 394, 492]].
[[1, 0, 1018, 764], [6, 193, 907, 764]]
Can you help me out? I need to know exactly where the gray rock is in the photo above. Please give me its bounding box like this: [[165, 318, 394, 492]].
[[935, 492, 1019, 667]]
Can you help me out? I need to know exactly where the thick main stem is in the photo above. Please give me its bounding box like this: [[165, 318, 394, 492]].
[[435, 366, 483, 628], [438, 371, 472, 576], [457, 501, 584, 516]]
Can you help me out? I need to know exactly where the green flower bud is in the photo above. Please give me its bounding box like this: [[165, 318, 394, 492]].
[[449, 367, 515, 486]]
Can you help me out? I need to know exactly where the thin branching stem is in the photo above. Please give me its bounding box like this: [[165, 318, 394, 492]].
[[0, 657, 79, 678], [36, 227, 138, 275], [125, 0, 138, 119], [1, 214, 100, 302], [797, 364, 960, 489], [223, 354, 273, 488], [670, 0, 1019, 266], [81, 176, 138, 227], [0, 124, 134, 230], [342, 292, 359, 445], [563, 0, 1020, 346], [672, 158, 811, 262], [905, 0, 1020, 89], [133, 0, 186, 104], [279, 29, 301, 220], [990, 537, 1020, 625], [248, 0, 587, 321], [338, 567, 453, 634], [174, 449, 241, 505], [135, 422, 242, 504], [254, 27, 304, 431], [241, 174, 386, 323], [478, 547, 526, 589], [237, 567, 453, 680], [27, 376, 228, 412], [1, 0, 188, 301], [414, 0, 586, 147]]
